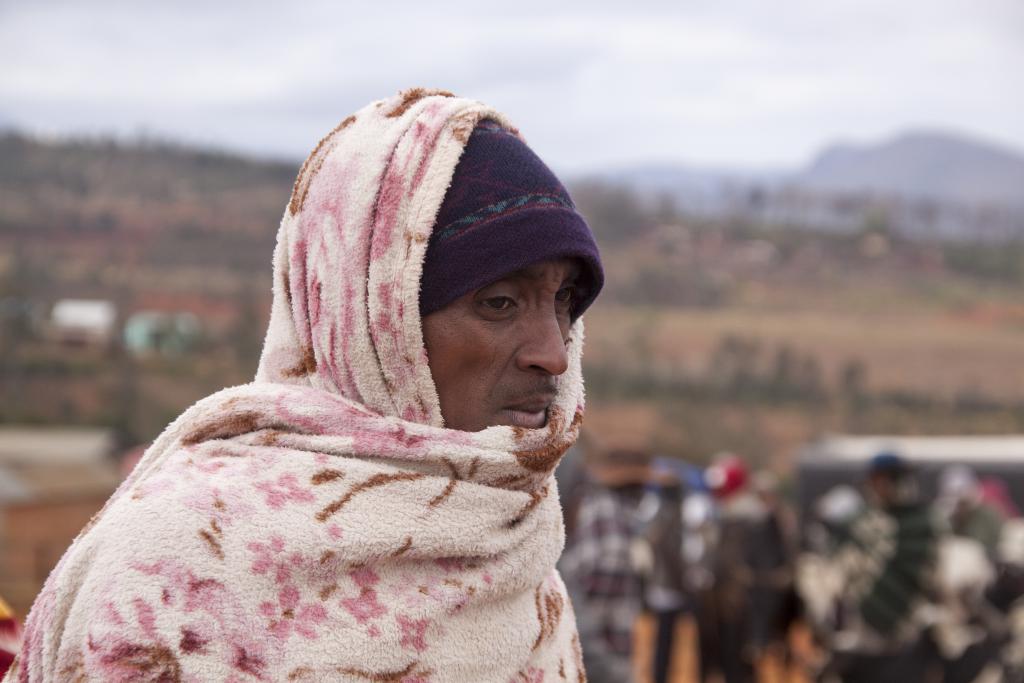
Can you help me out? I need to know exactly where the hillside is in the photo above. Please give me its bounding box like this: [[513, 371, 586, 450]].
[[0, 132, 294, 301], [2, 131, 1024, 468], [799, 130, 1024, 208], [0, 131, 293, 259], [586, 129, 1024, 241]]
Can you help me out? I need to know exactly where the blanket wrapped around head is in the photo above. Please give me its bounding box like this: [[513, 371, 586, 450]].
[[10, 89, 587, 683]]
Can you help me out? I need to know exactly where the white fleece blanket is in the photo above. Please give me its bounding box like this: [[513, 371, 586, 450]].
[[9, 89, 587, 682]]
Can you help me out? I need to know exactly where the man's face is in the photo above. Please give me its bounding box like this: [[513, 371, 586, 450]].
[[422, 258, 581, 432], [866, 472, 896, 506]]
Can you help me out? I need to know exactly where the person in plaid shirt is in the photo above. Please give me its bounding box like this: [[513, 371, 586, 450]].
[[560, 444, 651, 683]]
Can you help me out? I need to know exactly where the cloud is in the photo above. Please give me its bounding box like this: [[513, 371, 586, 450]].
[[2, 0, 1021, 168]]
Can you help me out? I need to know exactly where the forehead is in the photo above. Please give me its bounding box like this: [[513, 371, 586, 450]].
[[501, 258, 581, 283]]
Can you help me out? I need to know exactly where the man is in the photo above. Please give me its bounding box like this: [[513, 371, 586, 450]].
[[701, 454, 763, 683], [824, 452, 943, 683], [938, 465, 1006, 558], [559, 432, 652, 683], [11, 90, 602, 681], [747, 471, 798, 678], [636, 465, 687, 683]]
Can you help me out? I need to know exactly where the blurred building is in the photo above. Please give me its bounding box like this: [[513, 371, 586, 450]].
[[0, 427, 120, 616], [47, 299, 117, 347]]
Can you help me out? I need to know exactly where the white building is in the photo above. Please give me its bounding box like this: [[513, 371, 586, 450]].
[[48, 299, 117, 346]]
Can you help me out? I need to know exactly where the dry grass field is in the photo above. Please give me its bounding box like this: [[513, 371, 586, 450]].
[[586, 293, 1024, 403], [580, 269, 1024, 469]]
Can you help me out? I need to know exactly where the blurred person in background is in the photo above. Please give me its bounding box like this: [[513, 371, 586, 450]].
[[977, 479, 1020, 521], [820, 452, 943, 683], [700, 453, 764, 683], [939, 465, 1007, 558], [748, 470, 800, 676], [9, 90, 604, 681], [988, 521, 1024, 679], [803, 464, 1024, 682], [681, 485, 719, 682], [698, 457, 800, 683], [635, 460, 688, 683], [929, 467, 1024, 683], [797, 485, 866, 667], [559, 431, 652, 683], [805, 485, 865, 556], [933, 475, 1024, 682]]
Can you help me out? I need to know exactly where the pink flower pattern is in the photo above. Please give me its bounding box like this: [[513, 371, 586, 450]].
[[397, 614, 431, 652], [254, 472, 315, 509], [341, 566, 387, 625], [246, 536, 336, 641], [259, 585, 328, 640]]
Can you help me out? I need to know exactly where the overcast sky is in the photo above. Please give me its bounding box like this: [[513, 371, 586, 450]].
[[2, 0, 1022, 172]]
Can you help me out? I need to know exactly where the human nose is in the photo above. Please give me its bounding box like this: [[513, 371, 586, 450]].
[[515, 309, 570, 376]]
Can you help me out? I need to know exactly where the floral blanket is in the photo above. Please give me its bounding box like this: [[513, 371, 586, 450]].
[[9, 89, 587, 683]]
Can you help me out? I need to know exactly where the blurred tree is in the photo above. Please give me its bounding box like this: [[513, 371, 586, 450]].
[[839, 358, 868, 403], [797, 355, 825, 400], [944, 241, 1024, 284], [570, 181, 654, 245], [770, 344, 798, 398], [708, 334, 762, 396], [860, 206, 893, 238]]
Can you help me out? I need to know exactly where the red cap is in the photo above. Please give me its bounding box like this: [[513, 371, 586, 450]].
[[705, 454, 748, 499]]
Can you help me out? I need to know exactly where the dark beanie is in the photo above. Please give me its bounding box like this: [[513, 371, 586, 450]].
[[419, 120, 603, 319], [868, 451, 910, 477]]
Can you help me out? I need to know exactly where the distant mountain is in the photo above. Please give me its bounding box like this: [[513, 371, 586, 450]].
[[585, 129, 1024, 211], [798, 130, 1024, 208]]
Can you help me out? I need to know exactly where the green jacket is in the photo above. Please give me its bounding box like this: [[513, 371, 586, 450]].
[[840, 502, 940, 638]]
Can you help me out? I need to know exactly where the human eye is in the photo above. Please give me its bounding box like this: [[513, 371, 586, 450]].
[[555, 286, 576, 305], [482, 296, 516, 312]]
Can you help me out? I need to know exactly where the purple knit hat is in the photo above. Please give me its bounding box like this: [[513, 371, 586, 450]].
[[419, 120, 603, 320]]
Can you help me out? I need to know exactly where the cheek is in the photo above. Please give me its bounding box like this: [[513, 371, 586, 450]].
[[423, 315, 503, 410], [444, 326, 502, 395]]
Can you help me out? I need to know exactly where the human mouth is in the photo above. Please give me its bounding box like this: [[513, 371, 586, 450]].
[[501, 395, 555, 429], [501, 407, 548, 429]]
